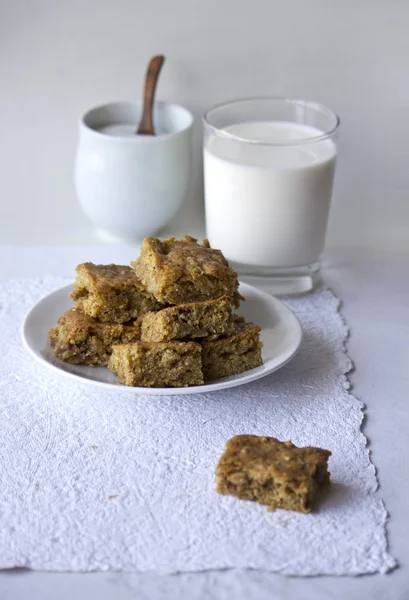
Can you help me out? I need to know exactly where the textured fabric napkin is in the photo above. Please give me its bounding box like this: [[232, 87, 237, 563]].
[[0, 278, 396, 575]]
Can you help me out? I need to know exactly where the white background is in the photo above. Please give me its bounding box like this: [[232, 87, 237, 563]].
[[1, 1, 408, 599], [1, 0, 408, 249]]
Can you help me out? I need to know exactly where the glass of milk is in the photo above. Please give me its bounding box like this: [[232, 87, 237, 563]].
[[203, 97, 339, 294]]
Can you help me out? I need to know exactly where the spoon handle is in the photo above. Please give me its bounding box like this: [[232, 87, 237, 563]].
[[136, 55, 165, 135]]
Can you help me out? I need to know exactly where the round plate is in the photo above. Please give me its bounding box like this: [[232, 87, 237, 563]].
[[21, 282, 302, 395]]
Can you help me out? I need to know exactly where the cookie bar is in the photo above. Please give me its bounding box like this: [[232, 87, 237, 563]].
[[216, 435, 331, 513], [132, 236, 241, 306], [201, 317, 263, 380], [48, 309, 141, 367], [108, 341, 204, 387], [139, 295, 236, 342], [70, 262, 163, 324]]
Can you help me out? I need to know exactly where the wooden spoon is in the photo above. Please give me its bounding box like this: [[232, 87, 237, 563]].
[[136, 55, 165, 135]]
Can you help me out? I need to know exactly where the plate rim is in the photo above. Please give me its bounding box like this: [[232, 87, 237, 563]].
[[21, 282, 303, 396]]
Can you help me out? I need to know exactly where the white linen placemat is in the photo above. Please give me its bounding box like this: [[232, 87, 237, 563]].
[[0, 278, 396, 575]]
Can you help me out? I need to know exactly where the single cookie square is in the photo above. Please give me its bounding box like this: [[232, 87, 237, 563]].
[[70, 262, 164, 324], [48, 309, 141, 367], [216, 434, 331, 513], [132, 235, 241, 306], [201, 317, 263, 380], [139, 295, 236, 342], [108, 341, 204, 387]]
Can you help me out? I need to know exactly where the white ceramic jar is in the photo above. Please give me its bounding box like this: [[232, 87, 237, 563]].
[[75, 101, 194, 241]]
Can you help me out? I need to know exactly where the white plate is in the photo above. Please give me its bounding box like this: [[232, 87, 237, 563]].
[[21, 282, 302, 395]]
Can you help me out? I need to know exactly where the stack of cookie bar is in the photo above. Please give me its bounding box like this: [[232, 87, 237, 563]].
[[48, 235, 263, 387]]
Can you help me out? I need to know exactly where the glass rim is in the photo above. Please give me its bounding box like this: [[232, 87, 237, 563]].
[[203, 96, 340, 146]]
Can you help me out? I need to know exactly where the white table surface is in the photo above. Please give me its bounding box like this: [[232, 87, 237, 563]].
[[0, 237, 408, 600]]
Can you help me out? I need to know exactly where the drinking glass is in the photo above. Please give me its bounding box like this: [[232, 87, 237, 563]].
[[203, 97, 340, 294]]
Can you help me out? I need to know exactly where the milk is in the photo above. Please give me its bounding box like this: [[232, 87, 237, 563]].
[[204, 121, 337, 268], [99, 123, 169, 137], [99, 123, 137, 137]]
